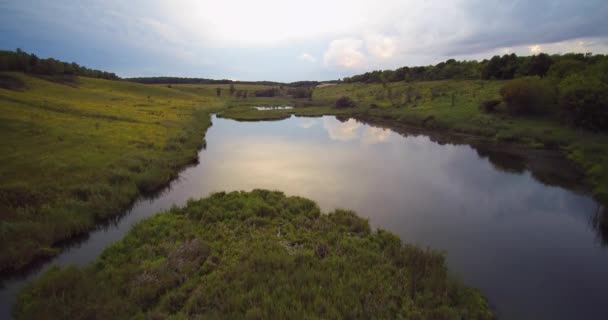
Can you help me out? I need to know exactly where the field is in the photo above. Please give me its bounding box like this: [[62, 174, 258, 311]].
[[0, 73, 229, 271], [15, 190, 493, 319]]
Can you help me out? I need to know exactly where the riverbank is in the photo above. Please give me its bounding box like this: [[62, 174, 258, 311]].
[[0, 73, 224, 272], [14, 190, 494, 319]]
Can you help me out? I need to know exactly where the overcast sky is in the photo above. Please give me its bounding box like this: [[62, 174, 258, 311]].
[[1, 0, 607, 81]]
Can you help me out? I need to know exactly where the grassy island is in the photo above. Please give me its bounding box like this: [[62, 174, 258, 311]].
[[15, 190, 493, 320]]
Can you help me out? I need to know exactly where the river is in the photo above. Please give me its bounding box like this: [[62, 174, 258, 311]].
[[2, 114, 607, 319]]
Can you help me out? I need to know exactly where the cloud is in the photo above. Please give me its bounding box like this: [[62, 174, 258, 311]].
[[529, 45, 542, 54], [2, 0, 608, 80], [323, 38, 367, 69], [297, 52, 316, 63], [364, 33, 398, 59]]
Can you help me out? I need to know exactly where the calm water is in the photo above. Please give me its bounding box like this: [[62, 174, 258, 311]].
[[253, 106, 293, 110], [2, 115, 607, 319]]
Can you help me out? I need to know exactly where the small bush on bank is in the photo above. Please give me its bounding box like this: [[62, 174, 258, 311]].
[[479, 99, 501, 113], [499, 77, 556, 115], [335, 96, 356, 109]]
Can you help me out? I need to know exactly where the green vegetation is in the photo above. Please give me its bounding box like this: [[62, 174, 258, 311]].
[[2, 50, 607, 276], [0, 49, 118, 80], [15, 190, 493, 320], [343, 52, 606, 83], [335, 96, 356, 109], [0, 72, 224, 271], [499, 77, 555, 115]]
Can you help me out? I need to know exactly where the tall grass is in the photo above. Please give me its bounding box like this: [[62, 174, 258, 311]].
[[15, 190, 493, 319]]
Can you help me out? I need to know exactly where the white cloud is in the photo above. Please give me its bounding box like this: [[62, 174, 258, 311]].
[[4, 0, 608, 80], [364, 32, 398, 59], [297, 52, 316, 63], [529, 44, 542, 54], [323, 38, 367, 69]]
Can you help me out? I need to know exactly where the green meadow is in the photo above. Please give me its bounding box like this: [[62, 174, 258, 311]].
[[0, 73, 226, 271]]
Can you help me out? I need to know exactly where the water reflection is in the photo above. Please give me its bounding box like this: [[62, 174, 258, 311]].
[[297, 118, 318, 129], [593, 205, 608, 246], [254, 106, 293, 110], [321, 117, 393, 145], [1, 115, 607, 320]]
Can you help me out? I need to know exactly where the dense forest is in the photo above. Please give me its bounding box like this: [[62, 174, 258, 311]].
[[343, 53, 608, 83], [127, 77, 283, 86], [0, 49, 119, 80], [126, 77, 326, 88]]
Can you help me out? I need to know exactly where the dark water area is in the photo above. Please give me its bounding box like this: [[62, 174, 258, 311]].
[[2, 115, 607, 319], [253, 106, 293, 110]]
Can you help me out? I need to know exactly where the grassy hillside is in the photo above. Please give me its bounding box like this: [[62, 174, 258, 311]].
[[15, 190, 493, 320], [0, 73, 225, 271]]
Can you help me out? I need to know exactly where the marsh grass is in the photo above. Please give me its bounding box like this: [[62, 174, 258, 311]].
[[15, 190, 493, 320]]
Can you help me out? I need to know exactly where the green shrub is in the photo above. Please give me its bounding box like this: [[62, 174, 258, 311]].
[[479, 99, 501, 113], [547, 59, 586, 80], [559, 74, 608, 131], [335, 96, 356, 109], [499, 77, 556, 115]]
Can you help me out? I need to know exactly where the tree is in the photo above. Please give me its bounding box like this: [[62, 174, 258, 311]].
[[482, 56, 502, 79], [527, 53, 553, 77], [548, 59, 586, 79]]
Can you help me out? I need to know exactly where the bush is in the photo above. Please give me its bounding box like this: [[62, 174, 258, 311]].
[[287, 87, 312, 99], [335, 96, 356, 109], [479, 99, 501, 113], [559, 74, 608, 131], [499, 78, 556, 115], [0, 74, 26, 90], [254, 88, 280, 97]]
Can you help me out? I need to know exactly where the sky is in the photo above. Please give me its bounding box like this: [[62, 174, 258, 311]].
[[1, 0, 608, 81]]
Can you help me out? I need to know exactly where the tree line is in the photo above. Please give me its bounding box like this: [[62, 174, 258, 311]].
[[0, 49, 119, 80], [128, 77, 329, 88], [128, 77, 286, 86], [343, 53, 608, 83], [477, 54, 608, 131]]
